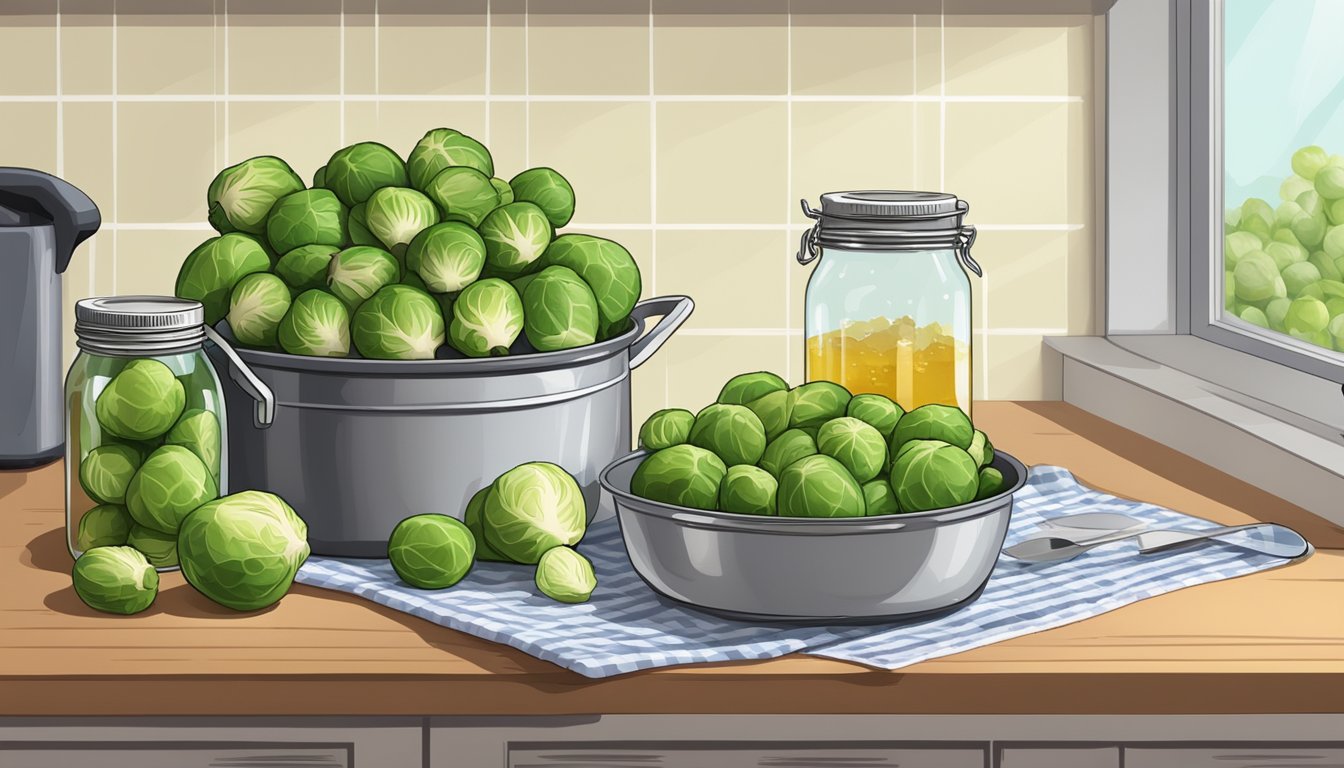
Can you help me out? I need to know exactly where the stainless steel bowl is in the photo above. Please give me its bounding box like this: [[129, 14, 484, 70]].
[[599, 449, 1028, 622]]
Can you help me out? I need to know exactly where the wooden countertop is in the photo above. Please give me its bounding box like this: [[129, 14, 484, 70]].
[[4, 401, 1344, 717]]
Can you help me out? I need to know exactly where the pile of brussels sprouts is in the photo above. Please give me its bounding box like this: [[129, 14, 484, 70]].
[[386, 461, 597, 603], [631, 373, 1005, 517], [175, 128, 642, 360], [71, 358, 310, 616], [1225, 144, 1344, 350]]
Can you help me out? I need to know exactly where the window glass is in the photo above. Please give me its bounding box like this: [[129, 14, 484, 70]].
[[1222, 0, 1344, 353]]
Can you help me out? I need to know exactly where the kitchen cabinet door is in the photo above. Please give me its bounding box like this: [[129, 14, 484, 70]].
[[506, 745, 987, 767], [1126, 746, 1344, 768], [0, 745, 349, 768], [998, 747, 1119, 768]]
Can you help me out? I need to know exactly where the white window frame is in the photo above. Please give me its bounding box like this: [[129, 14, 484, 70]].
[[1050, 0, 1344, 522]]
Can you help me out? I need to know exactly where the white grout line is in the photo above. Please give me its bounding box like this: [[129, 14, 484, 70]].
[[648, 0, 656, 298], [374, 0, 380, 120], [111, 0, 118, 293], [523, 0, 530, 167], [103, 223, 218, 231], [784, 0, 793, 382], [0, 93, 1085, 104], [982, 327, 1069, 336], [911, 12, 918, 186], [938, 0, 945, 192], [671, 328, 1064, 338], [339, 0, 346, 146], [222, 0, 229, 163], [100, 221, 1087, 233], [55, 0, 63, 178], [484, 0, 491, 146]]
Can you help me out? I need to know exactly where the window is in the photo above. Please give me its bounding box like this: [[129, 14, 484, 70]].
[[1200, 0, 1344, 374]]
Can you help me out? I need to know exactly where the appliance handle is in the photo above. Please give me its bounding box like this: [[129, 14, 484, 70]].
[[0, 167, 100, 274], [204, 325, 275, 429], [627, 296, 694, 370]]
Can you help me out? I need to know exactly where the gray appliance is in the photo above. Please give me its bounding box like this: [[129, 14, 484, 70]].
[[0, 168, 101, 468]]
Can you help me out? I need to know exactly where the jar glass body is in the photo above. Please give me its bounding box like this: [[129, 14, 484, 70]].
[[804, 246, 973, 416], [64, 346, 227, 566]]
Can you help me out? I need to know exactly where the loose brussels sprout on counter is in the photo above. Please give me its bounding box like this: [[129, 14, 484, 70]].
[[535, 546, 596, 603], [463, 486, 512, 562], [72, 546, 159, 615], [178, 491, 310, 612], [388, 514, 476, 589], [483, 462, 587, 564], [631, 374, 1012, 517]]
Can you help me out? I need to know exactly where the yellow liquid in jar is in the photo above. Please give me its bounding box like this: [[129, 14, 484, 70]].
[[806, 315, 970, 412]]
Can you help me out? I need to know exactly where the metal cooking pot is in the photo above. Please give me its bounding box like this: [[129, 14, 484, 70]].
[[600, 449, 1027, 622], [208, 296, 692, 558]]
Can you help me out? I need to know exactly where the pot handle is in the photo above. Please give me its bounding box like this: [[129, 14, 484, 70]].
[[204, 325, 275, 429], [628, 295, 694, 370]]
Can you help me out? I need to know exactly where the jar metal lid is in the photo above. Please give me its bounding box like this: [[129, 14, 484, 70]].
[[797, 190, 982, 277], [74, 295, 207, 356]]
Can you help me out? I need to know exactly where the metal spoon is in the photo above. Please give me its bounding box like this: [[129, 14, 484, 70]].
[[1003, 523, 1308, 564]]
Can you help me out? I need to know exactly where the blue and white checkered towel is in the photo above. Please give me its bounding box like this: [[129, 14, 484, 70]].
[[295, 465, 1307, 678]]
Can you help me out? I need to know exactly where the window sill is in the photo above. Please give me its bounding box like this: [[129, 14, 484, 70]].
[[1045, 334, 1344, 526]]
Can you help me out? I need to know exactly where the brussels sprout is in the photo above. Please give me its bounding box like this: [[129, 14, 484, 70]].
[[688, 403, 768, 466], [890, 403, 973, 452], [323, 141, 409, 207], [1282, 174, 1315, 203], [206, 155, 304, 235], [630, 444, 727, 511], [71, 546, 158, 615], [1331, 315, 1344, 351], [1332, 201, 1344, 228], [164, 408, 221, 483], [479, 202, 554, 279], [1282, 261, 1322, 297], [846, 393, 903, 442], [266, 188, 349, 255], [463, 486, 512, 562], [491, 177, 515, 204], [388, 514, 475, 589], [176, 233, 272, 324], [1316, 166, 1344, 200], [890, 439, 978, 512], [1328, 298, 1344, 318], [95, 359, 186, 442], [347, 202, 381, 247], [426, 166, 500, 228], [862, 480, 901, 516], [327, 245, 401, 309], [777, 454, 864, 518], [1300, 189, 1325, 217], [717, 372, 788, 406], [128, 523, 178, 568], [815, 417, 887, 484], [1293, 146, 1330, 180], [535, 546, 596, 603], [509, 167, 576, 229], [1266, 296, 1293, 331], [1325, 225, 1344, 260], [77, 504, 132, 551], [1264, 241, 1305, 271], [788, 381, 852, 430], [79, 443, 142, 505], [539, 234, 641, 328], [1285, 296, 1330, 334], [275, 244, 339, 294], [639, 408, 695, 450], [975, 467, 1006, 501], [405, 222, 485, 293], [227, 272, 291, 348], [364, 186, 439, 256], [1310, 250, 1343, 282], [1292, 212, 1327, 249], [407, 128, 494, 191], [483, 462, 587, 564], [1239, 198, 1274, 239], [966, 429, 994, 468], [522, 265, 600, 351], [312, 164, 327, 188], [178, 490, 309, 612], [758, 428, 818, 478], [1223, 272, 1236, 311], [448, 278, 524, 357], [278, 289, 351, 357], [351, 284, 446, 360], [745, 388, 793, 442], [1276, 201, 1305, 229], [125, 445, 218, 535], [719, 464, 778, 515]]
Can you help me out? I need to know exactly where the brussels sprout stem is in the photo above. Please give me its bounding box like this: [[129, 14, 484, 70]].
[[489, 345, 510, 357]]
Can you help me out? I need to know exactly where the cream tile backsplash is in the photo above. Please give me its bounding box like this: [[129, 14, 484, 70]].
[[0, 0, 1099, 424]]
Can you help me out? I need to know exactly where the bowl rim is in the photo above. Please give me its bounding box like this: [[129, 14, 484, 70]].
[[599, 447, 1029, 532]]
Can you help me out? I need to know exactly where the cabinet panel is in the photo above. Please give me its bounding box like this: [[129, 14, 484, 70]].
[[0, 744, 348, 768], [1126, 747, 1344, 768], [998, 747, 1119, 768], [508, 745, 987, 768]]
